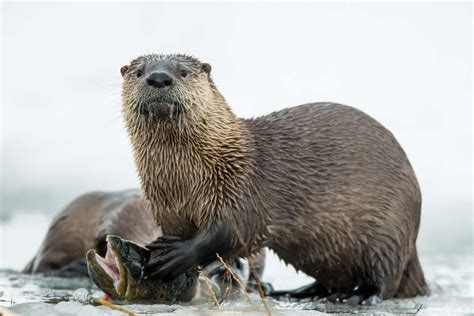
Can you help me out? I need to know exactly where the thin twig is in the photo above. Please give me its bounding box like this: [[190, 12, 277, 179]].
[[247, 255, 272, 316], [198, 267, 220, 309], [92, 298, 136, 316], [222, 215, 272, 316], [410, 304, 423, 315], [216, 253, 252, 303]]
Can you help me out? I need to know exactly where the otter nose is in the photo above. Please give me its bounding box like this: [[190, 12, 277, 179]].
[[146, 72, 173, 88]]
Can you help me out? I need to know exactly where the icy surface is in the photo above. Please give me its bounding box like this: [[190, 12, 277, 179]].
[[1, 214, 473, 315], [0, 251, 472, 315]]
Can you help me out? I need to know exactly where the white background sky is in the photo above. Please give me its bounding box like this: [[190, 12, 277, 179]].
[[1, 2, 472, 254]]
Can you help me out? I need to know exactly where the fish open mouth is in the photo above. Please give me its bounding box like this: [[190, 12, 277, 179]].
[[86, 235, 199, 303], [86, 235, 129, 297], [95, 243, 121, 282]]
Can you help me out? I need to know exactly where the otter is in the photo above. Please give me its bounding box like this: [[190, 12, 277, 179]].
[[120, 53, 428, 305], [24, 189, 267, 301], [23, 189, 154, 275]]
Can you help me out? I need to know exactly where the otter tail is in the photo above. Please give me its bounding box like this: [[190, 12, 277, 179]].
[[395, 250, 429, 298]]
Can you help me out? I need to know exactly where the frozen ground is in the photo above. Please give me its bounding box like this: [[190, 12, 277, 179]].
[[0, 213, 473, 315]]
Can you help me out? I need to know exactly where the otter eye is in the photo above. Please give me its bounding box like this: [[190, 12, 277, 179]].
[[179, 69, 189, 78], [136, 69, 143, 78]]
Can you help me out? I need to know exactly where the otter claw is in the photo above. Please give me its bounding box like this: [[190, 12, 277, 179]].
[[143, 235, 196, 282], [325, 292, 350, 303], [342, 293, 382, 305]]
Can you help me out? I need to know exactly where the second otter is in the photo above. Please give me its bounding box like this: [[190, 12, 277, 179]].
[[120, 54, 428, 304]]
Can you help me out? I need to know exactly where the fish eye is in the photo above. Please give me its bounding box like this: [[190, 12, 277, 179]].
[[179, 69, 189, 78]]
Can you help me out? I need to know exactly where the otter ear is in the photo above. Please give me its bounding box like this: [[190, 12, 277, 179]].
[[120, 65, 130, 77], [201, 63, 212, 75]]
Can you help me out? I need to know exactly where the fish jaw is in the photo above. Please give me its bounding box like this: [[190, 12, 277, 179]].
[[105, 235, 130, 296], [86, 237, 129, 299], [86, 249, 120, 299]]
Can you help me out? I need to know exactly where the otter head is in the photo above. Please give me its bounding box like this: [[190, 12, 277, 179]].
[[121, 54, 250, 212], [120, 54, 216, 125]]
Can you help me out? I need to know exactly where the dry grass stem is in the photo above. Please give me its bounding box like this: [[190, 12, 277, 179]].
[[92, 298, 136, 316], [224, 216, 273, 316], [216, 253, 252, 303], [247, 256, 272, 316], [198, 267, 221, 309]]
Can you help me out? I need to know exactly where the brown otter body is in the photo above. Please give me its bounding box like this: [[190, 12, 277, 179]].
[[121, 54, 428, 304], [23, 189, 154, 275]]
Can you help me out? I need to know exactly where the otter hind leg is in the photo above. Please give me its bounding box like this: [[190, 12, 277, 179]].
[[332, 286, 382, 306], [268, 282, 382, 305], [267, 281, 330, 299], [395, 250, 429, 298]]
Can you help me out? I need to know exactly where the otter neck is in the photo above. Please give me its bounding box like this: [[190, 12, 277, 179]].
[[126, 101, 253, 224]]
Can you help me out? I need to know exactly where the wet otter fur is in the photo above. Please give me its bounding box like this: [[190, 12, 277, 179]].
[[121, 53, 428, 304]]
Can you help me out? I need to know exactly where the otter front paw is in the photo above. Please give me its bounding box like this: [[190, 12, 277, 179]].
[[143, 235, 197, 282]]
